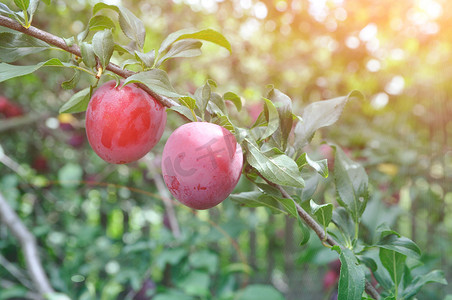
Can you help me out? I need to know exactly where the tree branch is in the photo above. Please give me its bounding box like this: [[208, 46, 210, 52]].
[[0, 15, 179, 108], [0, 191, 54, 297], [264, 179, 380, 299]]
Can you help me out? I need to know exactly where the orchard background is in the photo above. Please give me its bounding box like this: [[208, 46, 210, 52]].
[[0, 0, 451, 300]]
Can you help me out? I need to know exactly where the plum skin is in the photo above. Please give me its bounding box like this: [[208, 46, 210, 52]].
[[161, 122, 243, 210], [85, 81, 167, 164]]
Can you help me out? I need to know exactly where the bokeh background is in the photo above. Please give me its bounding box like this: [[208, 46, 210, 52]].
[[0, 0, 451, 299]]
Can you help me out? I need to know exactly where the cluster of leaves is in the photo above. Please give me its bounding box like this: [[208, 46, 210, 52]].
[[0, 1, 448, 299]]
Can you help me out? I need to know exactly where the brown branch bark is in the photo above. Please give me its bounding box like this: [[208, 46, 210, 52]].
[[0, 191, 54, 297], [0, 15, 179, 108]]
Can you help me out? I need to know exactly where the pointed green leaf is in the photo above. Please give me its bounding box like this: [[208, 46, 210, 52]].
[[156, 39, 202, 67], [61, 70, 80, 90], [377, 235, 421, 259], [168, 106, 196, 122], [310, 200, 333, 227], [80, 42, 96, 68], [59, 87, 91, 114], [332, 207, 355, 239], [223, 92, 242, 112], [118, 5, 145, 49], [333, 145, 368, 221], [123, 69, 183, 98], [194, 81, 212, 118], [267, 88, 292, 150], [179, 96, 197, 110], [0, 3, 17, 17], [300, 173, 320, 202], [134, 50, 155, 68], [14, 0, 29, 11], [0, 58, 66, 82], [244, 139, 304, 188], [402, 270, 447, 299], [0, 32, 49, 63], [207, 92, 226, 115], [212, 115, 235, 133], [27, 0, 39, 17], [297, 153, 328, 178], [92, 29, 114, 68], [88, 15, 116, 31], [230, 191, 287, 215], [379, 248, 406, 290], [159, 28, 231, 55], [92, 3, 119, 15], [261, 98, 279, 140], [294, 90, 362, 148], [298, 219, 311, 245], [338, 248, 365, 300]]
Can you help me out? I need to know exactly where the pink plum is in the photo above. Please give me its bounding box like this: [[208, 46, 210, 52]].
[[161, 122, 243, 210], [85, 81, 167, 164]]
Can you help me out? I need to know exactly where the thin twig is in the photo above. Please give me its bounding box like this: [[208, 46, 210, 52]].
[[0, 113, 50, 133], [0, 15, 179, 108], [0, 253, 34, 290], [0, 191, 54, 296], [143, 156, 181, 238]]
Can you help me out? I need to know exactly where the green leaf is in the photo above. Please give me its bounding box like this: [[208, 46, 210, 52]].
[[230, 191, 287, 215], [92, 4, 145, 49], [223, 91, 242, 111], [168, 106, 196, 122], [80, 42, 96, 68], [59, 87, 91, 114], [333, 145, 368, 221], [278, 197, 298, 218], [332, 207, 355, 239], [377, 235, 421, 259], [159, 28, 231, 55], [61, 70, 80, 90], [207, 92, 226, 115], [261, 98, 279, 140], [123, 69, 182, 98], [401, 270, 447, 299], [236, 284, 285, 300], [88, 15, 116, 31], [0, 3, 17, 17], [300, 174, 320, 202], [297, 153, 328, 178], [298, 219, 311, 245], [0, 32, 49, 63], [294, 90, 362, 148], [376, 223, 401, 239], [134, 50, 155, 68], [310, 200, 333, 228], [194, 81, 212, 119], [92, 29, 114, 68], [118, 6, 146, 49], [27, 0, 39, 18], [244, 139, 304, 188], [338, 248, 365, 300], [156, 39, 202, 67], [14, 0, 29, 11], [0, 58, 66, 82], [92, 3, 119, 15], [379, 248, 406, 291], [267, 88, 293, 150], [179, 96, 197, 110], [212, 115, 235, 133]]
